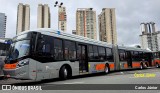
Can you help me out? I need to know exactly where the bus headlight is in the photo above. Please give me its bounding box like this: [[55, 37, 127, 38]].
[[17, 59, 29, 67]]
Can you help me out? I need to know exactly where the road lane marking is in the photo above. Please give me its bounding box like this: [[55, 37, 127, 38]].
[[120, 72, 124, 74], [64, 81, 84, 84], [129, 77, 137, 78]]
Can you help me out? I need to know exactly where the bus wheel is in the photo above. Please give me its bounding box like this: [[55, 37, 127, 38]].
[[156, 63, 159, 68], [140, 63, 143, 70], [104, 64, 110, 74], [145, 63, 148, 67], [60, 66, 68, 80]]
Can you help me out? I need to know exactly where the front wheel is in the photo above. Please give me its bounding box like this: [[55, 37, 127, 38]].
[[59, 66, 68, 80]]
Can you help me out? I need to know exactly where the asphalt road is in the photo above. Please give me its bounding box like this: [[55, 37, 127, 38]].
[[0, 68, 160, 93]]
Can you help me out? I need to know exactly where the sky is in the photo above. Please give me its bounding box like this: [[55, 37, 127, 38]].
[[0, 0, 160, 46]]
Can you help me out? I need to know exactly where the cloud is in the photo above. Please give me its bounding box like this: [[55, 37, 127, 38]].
[[0, 0, 160, 46]]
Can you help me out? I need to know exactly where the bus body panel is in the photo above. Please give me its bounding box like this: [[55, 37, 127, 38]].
[[108, 62, 115, 71], [132, 61, 141, 68], [34, 60, 79, 80], [4, 63, 29, 79], [28, 59, 37, 80], [119, 61, 128, 70], [88, 62, 107, 73], [153, 58, 160, 66]]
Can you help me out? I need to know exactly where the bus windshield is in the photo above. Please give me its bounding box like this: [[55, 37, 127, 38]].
[[7, 40, 30, 61]]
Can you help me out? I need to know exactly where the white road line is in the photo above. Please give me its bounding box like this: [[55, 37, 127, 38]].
[[138, 71, 142, 72], [64, 81, 84, 84], [120, 72, 124, 74], [129, 77, 137, 78]]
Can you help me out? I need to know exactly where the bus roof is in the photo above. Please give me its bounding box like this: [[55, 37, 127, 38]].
[[17, 28, 151, 52], [118, 45, 151, 52], [17, 28, 113, 48]]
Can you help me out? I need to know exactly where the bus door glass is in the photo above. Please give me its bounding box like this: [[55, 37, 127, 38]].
[[126, 51, 132, 68], [143, 52, 152, 66]]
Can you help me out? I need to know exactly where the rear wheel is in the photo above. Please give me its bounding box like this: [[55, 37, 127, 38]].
[[59, 66, 68, 80], [145, 62, 148, 67], [140, 63, 143, 70], [104, 64, 110, 74], [156, 63, 159, 68]]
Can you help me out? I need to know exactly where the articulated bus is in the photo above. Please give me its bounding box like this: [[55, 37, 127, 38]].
[[153, 51, 160, 68], [3, 29, 153, 81]]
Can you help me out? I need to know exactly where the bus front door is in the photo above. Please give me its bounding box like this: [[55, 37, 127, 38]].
[[78, 45, 88, 73]]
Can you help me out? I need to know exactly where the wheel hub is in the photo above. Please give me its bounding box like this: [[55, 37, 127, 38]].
[[64, 69, 68, 76]]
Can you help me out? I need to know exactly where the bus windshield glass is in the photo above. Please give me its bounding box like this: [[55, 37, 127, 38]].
[[7, 40, 30, 61]]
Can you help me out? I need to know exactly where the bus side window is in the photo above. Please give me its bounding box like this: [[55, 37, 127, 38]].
[[37, 35, 52, 57], [69, 41, 76, 60], [88, 45, 94, 61], [119, 50, 126, 61], [139, 52, 143, 60], [54, 38, 64, 60], [106, 48, 113, 62], [93, 46, 98, 60], [132, 51, 140, 61], [98, 47, 106, 61], [64, 40, 76, 60]]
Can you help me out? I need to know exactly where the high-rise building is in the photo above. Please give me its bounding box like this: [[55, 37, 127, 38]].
[[72, 30, 76, 35], [16, 3, 30, 34], [58, 7, 67, 31], [98, 8, 117, 45], [76, 8, 97, 40], [140, 22, 160, 51], [140, 22, 156, 34], [37, 4, 51, 28], [0, 13, 6, 38]]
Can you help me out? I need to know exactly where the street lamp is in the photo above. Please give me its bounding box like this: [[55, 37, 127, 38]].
[[54, 1, 63, 30], [54, 1, 63, 7]]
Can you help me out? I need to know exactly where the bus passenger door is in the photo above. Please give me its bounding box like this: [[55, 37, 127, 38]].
[[145, 53, 152, 66], [126, 51, 132, 68], [78, 44, 88, 73]]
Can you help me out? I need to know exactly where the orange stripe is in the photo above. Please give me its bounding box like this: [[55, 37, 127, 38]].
[[95, 64, 105, 71], [156, 59, 160, 64], [153, 59, 160, 66], [109, 63, 114, 69], [152, 61, 155, 66], [124, 63, 128, 68], [132, 62, 140, 68], [4, 63, 17, 69]]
